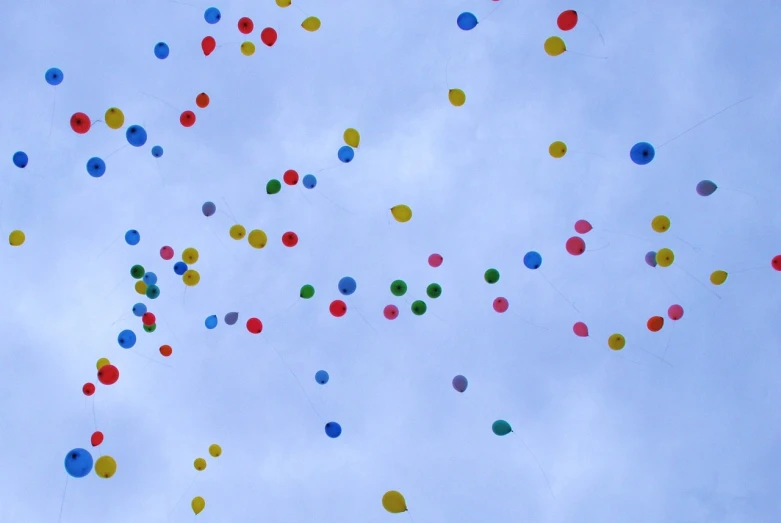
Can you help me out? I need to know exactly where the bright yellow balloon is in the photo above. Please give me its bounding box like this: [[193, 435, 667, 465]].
[[95, 455, 117, 478], [301, 16, 321, 32], [651, 215, 670, 233], [276, 0, 291, 6], [209, 444, 222, 457], [656, 248, 674, 268], [135, 280, 148, 295], [9, 230, 25, 246], [192, 496, 206, 515], [544, 36, 566, 56], [183, 269, 201, 287], [390, 205, 412, 223], [448, 88, 466, 107], [549, 141, 567, 159], [710, 270, 728, 285], [241, 41, 255, 56], [382, 491, 407, 513], [182, 247, 199, 264], [608, 333, 625, 351], [96, 357, 110, 370], [343, 128, 360, 148], [248, 229, 268, 249], [230, 224, 246, 240], [194, 458, 207, 471], [105, 108, 125, 130]]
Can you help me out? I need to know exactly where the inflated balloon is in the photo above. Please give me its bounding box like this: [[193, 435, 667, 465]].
[[70, 112, 91, 134], [448, 88, 466, 107], [130, 264, 145, 278], [125, 229, 140, 245], [492, 297, 509, 313], [182, 270, 200, 286], [492, 420, 512, 436], [192, 496, 205, 515], [160, 246, 174, 260], [696, 180, 718, 196], [630, 142, 655, 165], [338, 277, 357, 295], [573, 321, 588, 337], [330, 300, 347, 317], [647, 316, 664, 332], [45, 67, 64, 86], [276, 0, 291, 6], [544, 36, 566, 56], [390, 280, 408, 296], [230, 224, 246, 240], [283, 169, 299, 185], [426, 283, 442, 299], [452, 375, 468, 393], [300, 284, 315, 299], [135, 281, 147, 295], [772, 255, 781, 271], [118, 330, 136, 349], [267, 179, 282, 194], [98, 364, 119, 385], [428, 253, 443, 267], [656, 248, 674, 267], [411, 300, 427, 316], [143, 324, 157, 333], [96, 357, 110, 369], [132, 302, 146, 316], [325, 422, 342, 438], [12, 151, 28, 168], [143, 272, 158, 285], [91, 431, 104, 447], [225, 312, 239, 325], [343, 128, 360, 147], [126, 125, 147, 147], [457, 12, 478, 30], [205, 315, 218, 329], [246, 317, 263, 334], [549, 141, 567, 158], [261, 27, 278, 46], [710, 270, 728, 285], [391, 205, 412, 222], [151, 145, 164, 158], [64, 449, 93, 478], [82, 383, 96, 396], [194, 458, 207, 471], [209, 444, 222, 457], [383, 304, 399, 320], [608, 333, 625, 351], [382, 491, 407, 513], [574, 219, 592, 234], [159, 344, 173, 357], [282, 232, 298, 247], [180, 111, 196, 127], [195, 93, 210, 108], [202, 36, 216, 56], [315, 370, 329, 384], [181, 248, 199, 264], [204, 7, 221, 23], [8, 230, 25, 246], [154, 42, 170, 59], [105, 108, 124, 129], [146, 285, 160, 300], [248, 229, 268, 249], [142, 312, 156, 326], [238, 17, 254, 34], [523, 251, 542, 269], [301, 16, 321, 32], [174, 262, 188, 275], [651, 215, 670, 233], [566, 236, 586, 255], [484, 268, 500, 284], [95, 455, 117, 478], [302, 174, 317, 188], [241, 41, 256, 56], [645, 251, 657, 267], [202, 201, 216, 217], [557, 10, 578, 30], [338, 145, 355, 163]]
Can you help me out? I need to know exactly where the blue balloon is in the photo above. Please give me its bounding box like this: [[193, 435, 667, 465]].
[[86, 157, 106, 177], [132, 303, 147, 317], [204, 7, 221, 23], [126, 125, 147, 147], [174, 261, 188, 275], [315, 370, 329, 384], [338, 276, 357, 296], [45, 67, 64, 86], [202, 201, 216, 217], [118, 329, 137, 349], [12, 151, 28, 168], [696, 180, 718, 196], [457, 12, 478, 30], [630, 142, 655, 165], [64, 448, 93, 478], [205, 315, 218, 329], [325, 422, 342, 438], [125, 229, 140, 245], [302, 174, 317, 189], [337, 146, 354, 163], [523, 251, 542, 270], [154, 42, 170, 59], [145, 285, 160, 299], [224, 312, 239, 325], [142, 272, 158, 285], [151, 145, 164, 158]]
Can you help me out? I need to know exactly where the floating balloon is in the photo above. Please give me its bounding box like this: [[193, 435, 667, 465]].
[[151, 145, 164, 158], [647, 316, 664, 332], [246, 317, 263, 334], [45, 67, 63, 86], [82, 383, 96, 396], [338, 145, 355, 163], [238, 17, 254, 34], [382, 491, 407, 513], [549, 141, 567, 158], [194, 458, 207, 471], [390, 280, 408, 296], [91, 431, 104, 447], [118, 330, 136, 349], [202, 201, 216, 217], [142, 312, 156, 326], [98, 365, 119, 385], [411, 300, 427, 316], [143, 324, 157, 333], [492, 297, 508, 313], [143, 272, 158, 285], [315, 370, 329, 384], [174, 262, 188, 275], [557, 10, 578, 30], [772, 255, 781, 271], [566, 236, 585, 255], [192, 497, 205, 515], [146, 285, 160, 300], [391, 205, 412, 222], [283, 169, 299, 185], [276, 0, 291, 7], [96, 357, 110, 370], [448, 88, 466, 107], [261, 27, 278, 46], [180, 111, 196, 127], [302, 174, 317, 188], [135, 281, 147, 295], [105, 108, 124, 129], [204, 7, 221, 23], [205, 315, 218, 329], [427, 283, 442, 299], [325, 422, 342, 438], [70, 112, 91, 134], [338, 277, 357, 296], [523, 251, 542, 269], [343, 128, 360, 147], [183, 270, 200, 286], [266, 178, 283, 194], [209, 444, 222, 457], [154, 42, 170, 59], [125, 229, 140, 245], [241, 41, 256, 56], [282, 232, 299, 247], [202, 36, 216, 56], [300, 284, 315, 299], [195, 92, 210, 108], [573, 321, 588, 337], [9, 230, 25, 246], [64, 449, 93, 478], [428, 253, 443, 267], [484, 268, 500, 284], [574, 219, 592, 234], [656, 248, 674, 267], [544, 36, 566, 56], [160, 344, 173, 357], [696, 180, 718, 196], [126, 125, 147, 147], [608, 333, 625, 351], [492, 420, 512, 436], [130, 264, 145, 278], [95, 455, 117, 478], [160, 246, 174, 260], [651, 215, 670, 233], [12, 151, 28, 168], [710, 270, 728, 285], [668, 304, 684, 320], [225, 312, 239, 325], [248, 229, 268, 249], [457, 12, 478, 30], [230, 224, 246, 240], [645, 251, 657, 267], [630, 142, 655, 165], [383, 304, 399, 320], [182, 248, 199, 265], [452, 375, 468, 393], [301, 16, 321, 32], [330, 300, 347, 317]]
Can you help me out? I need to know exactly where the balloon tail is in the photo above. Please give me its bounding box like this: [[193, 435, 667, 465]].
[[513, 432, 556, 500], [105, 144, 128, 159], [221, 197, 240, 223], [139, 91, 182, 114], [317, 191, 355, 214], [635, 344, 674, 368], [354, 307, 380, 336], [675, 265, 722, 300], [566, 50, 607, 60], [657, 95, 753, 148], [263, 339, 324, 422], [94, 234, 122, 263], [444, 55, 452, 90], [539, 271, 580, 313], [57, 475, 69, 523], [587, 241, 611, 252], [581, 12, 606, 46], [672, 233, 701, 252], [509, 310, 549, 331]]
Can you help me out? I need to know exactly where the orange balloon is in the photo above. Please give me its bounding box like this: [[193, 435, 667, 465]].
[[159, 344, 173, 357], [195, 93, 210, 108], [646, 316, 664, 332]]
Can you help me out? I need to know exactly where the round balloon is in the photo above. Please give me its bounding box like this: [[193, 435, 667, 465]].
[[645, 251, 658, 267], [523, 251, 542, 269], [382, 491, 407, 513], [574, 219, 592, 234], [202, 201, 216, 217], [64, 448, 93, 478], [45, 67, 64, 86], [246, 318, 263, 334], [668, 304, 684, 320], [696, 180, 718, 196], [325, 421, 342, 438], [492, 297, 508, 313], [118, 330, 136, 349], [125, 229, 140, 245], [160, 246, 174, 260], [337, 145, 355, 163], [492, 420, 512, 436], [209, 444, 222, 457], [428, 253, 443, 267], [338, 277, 357, 295], [204, 7, 221, 23], [225, 312, 239, 325], [330, 300, 347, 317], [566, 236, 585, 255], [383, 304, 399, 320], [302, 174, 317, 188], [630, 142, 655, 165], [656, 248, 674, 267], [457, 12, 478, 30], [12, 151, 28, 168], [651, 215, 670, 233], [300, 284, 315, 299], [544, 36, 566, 56], [94, 455, 117, 478], [390, 205, 412, 222], [8, 230, 25, 246], [484, 268, 500, 284], [448, 89, 466, 107], [205, 315, 218, 329], [390, 280, 407, 296], [174, 261, 188, 275], [126, 125, 147, 147], [573, 321, 588, 337], [452, 375, 468, 392], [154, 42, 169, 59], [608, 334, 625, 351], [315, 370, 329, 384]]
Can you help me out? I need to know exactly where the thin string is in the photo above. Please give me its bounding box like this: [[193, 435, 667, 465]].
[[57, 475, 69, 523], [657, 96, 753, 148], [511, 432, 556, 500], [262, 338, 324, 423], [581, 12, 606, 46], [48, 88, 57, 143], [566, 50, 607, 60], [674, 265, 721, 300], [538, 271, 580, 313]]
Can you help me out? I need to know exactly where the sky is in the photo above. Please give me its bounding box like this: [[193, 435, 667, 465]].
[[1, 0, 780, 521]]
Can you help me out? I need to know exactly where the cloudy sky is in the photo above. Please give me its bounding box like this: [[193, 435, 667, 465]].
[[1, 0, 780, 522]]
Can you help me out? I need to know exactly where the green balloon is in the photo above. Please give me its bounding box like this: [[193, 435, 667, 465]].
[[426, 283, 442, 299], [411, 300, 427, 315], [143, 323, 157, 333], [492, 420, 512, 436], [484, 268, 500, 284], [130, 264, 145, 279], [300, 284, 315, 299], [146, 285, 160, 299], [266, 179, 282, 194], [390, 279, 407, 297]]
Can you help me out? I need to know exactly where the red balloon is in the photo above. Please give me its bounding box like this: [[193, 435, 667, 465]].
[[180, 111, 196, 127], [282, 232, 298, 247], [91, 431, 104, 447], [202, 36, 217, 56], [82, 382, 96, 396], [247, 317, 263, 334], [70, 112, 91, 134], [492, 297, 509, 313], [574, 219, 592, 234], [160, 246, 174, 260], [283, 169, 299, 185], [667, 304, 684, 320], [142, 312, 156, 326], [238, 17, 254, 34], [97, 364, 119, 386], [772, 255, 781, 271], [330, 300, 347, 317], [573, 321, 588, 337], [383, 304, 399, 320], [261, 27, 278, 47], [428, 253, 443, 267], [557, 10, 578, 31], [565, 236, 586, 255]]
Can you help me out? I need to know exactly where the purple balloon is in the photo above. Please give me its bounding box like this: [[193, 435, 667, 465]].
[[645, 251, 657, 268], [202, 201, 216, 217], [224, 312, 238, 325], [696, 180, 717, 196], [452, 375, 468, 393]]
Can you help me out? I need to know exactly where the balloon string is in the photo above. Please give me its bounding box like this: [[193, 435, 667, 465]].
[[656, 270, 682, 302], [167, 472, 198, 520], [566, 50, 607, 60], [661, 322, 676, 362], [511, 432, 556, 500], [139, 91, 182, 114], [354, 307, 380, 336], [671, 233, 701, 252], [294, 4, 310, 17], [93, 234, 122, 263], [569, 149, 607, 160], [444, 55, 452, 90], [730, 266, 765, 274], [480, 2, 503, 24], [221, 197, 239, 223], [538, 271, 580, 313], [105, 144, 128, 159], [586, 240, 611, 252], [57, 475, 69, 523], [47, 88, 56, 144], [657, 95, 753, 148], [721, 186, 760, 206], [509, 310, 549, 331], [263, 338, 324, 423], [599, 227, 651, 243], [674, 265, 722, 300], [316, 191, 355, 214], [130, 348, 174, 367], [581, 12, 606, 46]]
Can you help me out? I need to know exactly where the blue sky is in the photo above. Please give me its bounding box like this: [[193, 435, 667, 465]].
[[1, 0, 780, 521]]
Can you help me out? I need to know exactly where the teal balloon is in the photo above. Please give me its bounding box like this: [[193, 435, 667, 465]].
[[492, 420, 512, 436]]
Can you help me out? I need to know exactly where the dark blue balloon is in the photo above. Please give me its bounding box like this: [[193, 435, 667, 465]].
[[523, 251, 542, 270], [224, 312, 239, 325], [145, 285, 160, 299], [142, 272, 158, 285], [151, 145, 164, 158], [630, 142, 655, 165], [12, 151, 28, 168], [118, 329, 137, 349], [325, 422, 342, 438], [315, 370, 329, 384], [174, 261, 188, 275], [696, 180, 717, 196], [154, 42, 170, 59], [125, 229, 140, 246], [45, 67, 64, 86], [86, 157, 106, 177], [337, 146, 354, 163], [126, 125, 147, 147], [457, 12, 478, 30], [132, 303, 147, 317], [204, 7, 221, 23], [338, 276, 357, 296], [205, 315, 218, 329], [302, 174, 317, 189], [64, 448, 93, 478]]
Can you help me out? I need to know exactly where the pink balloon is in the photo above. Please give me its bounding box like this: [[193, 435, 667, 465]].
[[667, 304, 683, 320], [574, 220, 592, 234], [573, 321, 589, 337], [428, 253, 443, 268], [565, 236, 586, 256], [383, 304, 399, 320], [492, 297, 509, 313], [160, 246, 174, 260]]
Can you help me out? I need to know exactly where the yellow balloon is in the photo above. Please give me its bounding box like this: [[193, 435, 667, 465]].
[[549, 141, 567, 159], [656, 248, 674, 268], [710, 270, 728, 285], [608, 333, 625, 351], [135, 280, 148, 295], [192, 496, 206, 515], [248, 229, 268, 249], [382, 491, 408, 513], [276, 0, 291, 6], [651, 215, 670, 233], [194, 458, 207, 471], [544, 36, 566, 56], [9, 230, 25, 246], [183, 269, 201, 287], [343, 128, 360, 148], [96, 357, 110, 370], [301, 16, 321, 32], [95, 455, 117, 478], [448, 88, 466, 107], [241, 41, 255, 56], [104, 107, 125, 130], [209, 443, 222, 457], [182, 247, 199, 264], [390, 205, 412, 223], [230, 224, 246, 240]]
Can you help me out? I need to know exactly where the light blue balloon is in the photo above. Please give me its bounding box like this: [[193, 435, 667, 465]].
[[337, 145, 354, 163], [125, 229, 140, 245], [87, 157, 106, 177], [126, 125, 147, 147], [132, 303, 147, 317], [338, 276, 357, 296], [154, 42, 170, 59], [118, 329, 136, 349], [45, 67, 64, 86], [64, 448, 93, 478], [204, 7, 221, 24], [205, 315, 218, 329], [315, 370, 329, 384], [325, 422, 342, 438], [302, 174, 317, 189], [523, 251, 542, 270], [457, 12, 478, 30], [151, 145, 164, 158], [142, 272, 158, 285]]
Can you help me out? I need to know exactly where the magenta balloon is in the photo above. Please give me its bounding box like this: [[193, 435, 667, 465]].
[[492, 297, 509, 313], [160, 246, 174, 260], [383, 304, 399, 320], [428, 253, 443, 268], [645, 251, 657, 267], [574, 219, 592, 234], [667, 304, 683, 320], [565, 236, 586, 255], [452, 374, 468, 393], [573, 321, 588, 337]]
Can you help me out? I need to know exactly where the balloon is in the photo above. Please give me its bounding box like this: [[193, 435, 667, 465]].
[[667, 304, 684, 320], [183, 270, 200, 286], [195, 93, 210, 108], [651, 215, 670, 233], [91, 431, 104, 447], [282, 232, 299, 247], [8, 230, 25, 246], [315, 370, 329, 384], [566, 236, 586, 255], [573, 321, 588, 337], [426, 283, 442, 299], [146, 285, 160, 300], [300, 284, 315, 299], [96, 357, 110, 370], [82, 383, 95, 396], [151, 145, 164, 158], [338, 277, 357, 296], [45, 67, 64, 86], [160, 246, 174, 260], [411, 300, 427, 316], [267, 179, 282, 194], [301, 16, 321, 32], [159, 344, 173, 357], [484, 268, 500, 284], [557, 10, 578, 30], [98, 364, 119, 385], [261, 27, 278, 47], [194, 458, 207, 471], [202, 201, 216, 217], [143, 272, 158, 285], [133, 303, 147, 316], [204, 7, 221, 24], [192, 496, 205, 515], [452, 375, 468, 393], [154, 42, 169, 59], [549, 141, 567, 158], [209, 444, 222, 457], [135, 281, 147, 295], [391, 205, 412, 222], [492, 420, 512, 436], [382, 491, 408, 513], [710, 270, 728, 285], [428, 253, 443, 267], [630, 142, 655, 165], [608, 333, 625, 351], [225, 312, 239, 325], [130, 264, 145, 278], [229, 224, 246, 240], [283, 169, 299, 185], [645, 251, 657, 267], [302, 174, 317, 188], [202, 36, 216, 56], [457, 12, 478, 30], [95, 455, 117, 478], [544, 36, 566, 56], [390, 280, 408, 296], [696, 180, 718, 196], [105, 108, 124, 129], [246, 317, 263, 334], [647, 316, 664, 332], [125, 229, 140, 245], [330, 300, 347, 317], [12, 151, 28, 168], [180, 111, 196, 127], [448, 88, 466, 107], [205, 315, 218, 329], [325, 422, 342, 438], [126, 125, 147, 147], [174, 262, 188, 275], [338, 145, 355, 163], [492, 297, 509, 313], [118, 330, 136, 349], [656, 248, 674, 267], [383, 304, 399, 320], [143, 324, 157, 333], [772, 255, 781, 271], [276, 0, 291, 6], [142, 312, 156, 326], [70, 112, 91, 134], [248, 229, 268, 249], [238, 17, 254, 34], [241, 41, 256, 56], [574, 219, 592, 234], [64, 449, 93, 478], [343, 128, 360, 147], [523, 251, 542, 269]]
